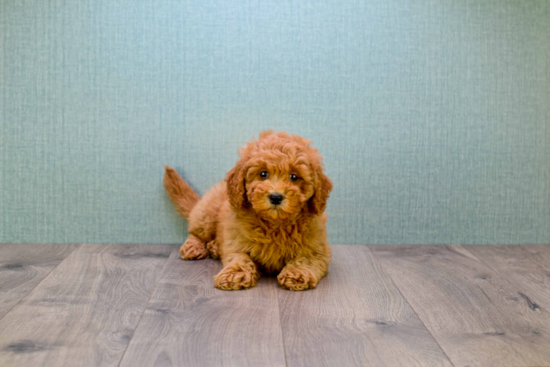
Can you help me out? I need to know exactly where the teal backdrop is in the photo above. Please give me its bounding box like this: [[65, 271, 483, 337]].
[[1, 0, 549, 245]]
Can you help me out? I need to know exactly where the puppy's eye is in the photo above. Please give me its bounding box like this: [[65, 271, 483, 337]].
[[260, 171, 269, 179], [289, 174, 299, 182]]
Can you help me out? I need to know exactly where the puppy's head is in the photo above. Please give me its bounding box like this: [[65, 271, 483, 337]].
[[226, 131, 332, 221]]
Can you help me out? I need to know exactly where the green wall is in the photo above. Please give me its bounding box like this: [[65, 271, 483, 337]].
[[1, 0, 549, 244]]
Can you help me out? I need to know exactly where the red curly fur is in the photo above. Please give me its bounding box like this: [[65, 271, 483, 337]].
[[164, 131, 332, 291]]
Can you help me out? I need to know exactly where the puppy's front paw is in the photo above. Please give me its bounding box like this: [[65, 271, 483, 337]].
[[278, 268, 317, 291], [215, 268, 258, 290], [180, 236, 209, 260]]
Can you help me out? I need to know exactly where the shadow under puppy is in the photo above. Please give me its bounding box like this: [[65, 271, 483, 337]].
[[163, 131, 332, 291]]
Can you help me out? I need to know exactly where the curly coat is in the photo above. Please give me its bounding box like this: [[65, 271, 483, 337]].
[[164, 131, 332, 291]]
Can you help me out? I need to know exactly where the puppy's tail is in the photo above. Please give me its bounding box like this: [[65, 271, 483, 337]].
[[163, 165, 200, 220]]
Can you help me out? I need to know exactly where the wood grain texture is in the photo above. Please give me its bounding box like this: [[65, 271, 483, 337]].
[[0, 243, 77, 320], [278, 245, 452, 367], [371, 245, 550, 367], [119, 249, 286, 367], [468, 245, 550, 311], [0, 244, 174, 367], [521, 244, 550, 271]]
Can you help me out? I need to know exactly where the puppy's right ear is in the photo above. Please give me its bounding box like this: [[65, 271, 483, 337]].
[[225, 160, 248, 208]]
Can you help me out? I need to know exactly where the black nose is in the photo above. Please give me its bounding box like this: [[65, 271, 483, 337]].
[[269, 193, 284, 205]]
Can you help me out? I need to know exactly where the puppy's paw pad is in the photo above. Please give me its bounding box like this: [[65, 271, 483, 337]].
[[278, 268, 317, 291], [215, 269, 257, 290], [179, 237, 209, 260]]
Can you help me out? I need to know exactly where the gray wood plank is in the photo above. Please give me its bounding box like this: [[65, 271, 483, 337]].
[[0, 243, 77, 320], [0, 244, 174, 367], [278, 245, 453, 367], [521, 244, 550, 271], [371, 245, 550, 367], [119, 248, 286, 367], [468, 245, 550, 311]]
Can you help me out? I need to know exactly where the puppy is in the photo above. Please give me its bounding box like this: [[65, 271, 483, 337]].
[[163, 131, 332, 291]]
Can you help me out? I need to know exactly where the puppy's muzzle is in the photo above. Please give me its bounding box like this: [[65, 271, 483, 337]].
[[269, 193, 284, 205]]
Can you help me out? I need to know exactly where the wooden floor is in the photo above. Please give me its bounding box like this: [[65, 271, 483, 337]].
[[0, 244, 549, 367]]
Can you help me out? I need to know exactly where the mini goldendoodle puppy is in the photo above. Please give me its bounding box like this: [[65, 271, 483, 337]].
[[163, 131, 332, 291]]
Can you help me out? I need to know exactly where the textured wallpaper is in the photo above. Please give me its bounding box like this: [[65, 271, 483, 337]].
[[1, 0, 549, 244]]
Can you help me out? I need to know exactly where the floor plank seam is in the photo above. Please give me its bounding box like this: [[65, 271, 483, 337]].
[[366, 246, 457, 367], [275, 286, 289, 367], [0, 244, 81, 323], [116, 245, 176, 367]]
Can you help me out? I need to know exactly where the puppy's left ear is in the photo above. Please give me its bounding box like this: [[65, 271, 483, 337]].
[[225, 159, 248, 208], [308, 170, 333, 214]]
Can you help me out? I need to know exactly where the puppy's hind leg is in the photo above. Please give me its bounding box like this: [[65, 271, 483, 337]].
[[185, 181, 227, 260], [179, 234, 209, 260]]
